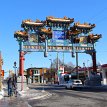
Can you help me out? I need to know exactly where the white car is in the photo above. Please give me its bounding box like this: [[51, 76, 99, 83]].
[[65, 79, 83, 89]]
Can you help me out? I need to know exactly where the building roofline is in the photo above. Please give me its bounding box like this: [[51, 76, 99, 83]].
[[26, 67, 47, 70]]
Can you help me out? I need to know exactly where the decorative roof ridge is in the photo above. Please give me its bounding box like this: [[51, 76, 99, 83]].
[[46, 16, 74, 23], [21, 19, 45, 27], [14, 30, 28, 36], [74, 22, 95, 29]]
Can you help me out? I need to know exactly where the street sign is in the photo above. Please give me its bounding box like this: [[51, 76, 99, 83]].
[[23, 45, 93, 52], [53, 30, 65, 40]]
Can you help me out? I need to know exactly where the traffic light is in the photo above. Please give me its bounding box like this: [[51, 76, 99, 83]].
[[72, 52, 75, 58], [14, 61, 16, 67]]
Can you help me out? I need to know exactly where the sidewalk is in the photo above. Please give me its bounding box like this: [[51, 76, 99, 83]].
[[18, 88, 52, 100], [0, 85, 52, 107], [0, 90, 4, 100]]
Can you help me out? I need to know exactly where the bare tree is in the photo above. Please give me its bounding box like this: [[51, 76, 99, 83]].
[[49, 58, 74, 73], [66, 62, 75, 68], [64, 62, 74, 73], [50, 58, 63, 69]]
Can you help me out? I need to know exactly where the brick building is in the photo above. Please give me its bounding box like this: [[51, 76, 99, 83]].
[[26, 67, 47, 84]]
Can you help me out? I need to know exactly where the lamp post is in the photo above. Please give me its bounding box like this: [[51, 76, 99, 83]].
[[41, 62, 44, 84], [49, 59, 52, 84]]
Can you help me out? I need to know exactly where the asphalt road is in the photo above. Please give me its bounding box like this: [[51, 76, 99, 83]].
[[28, 84, 107, 107]]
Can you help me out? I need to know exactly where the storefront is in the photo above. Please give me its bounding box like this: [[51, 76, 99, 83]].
[[26, 67, 47, 84]]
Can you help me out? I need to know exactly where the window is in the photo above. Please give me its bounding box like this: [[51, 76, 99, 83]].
[[34, 70, 37, 74], [37, 71, 38, 74], [34, 70, 40, 74]]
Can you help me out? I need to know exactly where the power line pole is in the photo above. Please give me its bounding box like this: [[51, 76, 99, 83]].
[[57, 52, 59, 71], [76, 52, 79, 79]]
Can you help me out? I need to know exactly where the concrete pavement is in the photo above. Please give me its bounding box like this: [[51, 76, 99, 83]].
[[1, 82, 107, 107]]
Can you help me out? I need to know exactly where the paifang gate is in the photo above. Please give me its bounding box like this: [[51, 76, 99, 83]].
[[14, 16, 101, 89]]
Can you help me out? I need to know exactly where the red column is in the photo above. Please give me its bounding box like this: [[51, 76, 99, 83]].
[[19, 51, 25, 76], [92, 51, 97, 72]]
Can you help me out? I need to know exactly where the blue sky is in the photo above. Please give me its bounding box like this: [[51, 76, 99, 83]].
[[0, 0, 107, 77]]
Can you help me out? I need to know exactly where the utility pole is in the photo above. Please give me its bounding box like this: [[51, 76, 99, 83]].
[[63, 52, 64, 73], [57, 52, 59, 71], [76, 52, 79, 79]]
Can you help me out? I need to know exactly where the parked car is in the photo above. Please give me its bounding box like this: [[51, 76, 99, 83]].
[[65, 79, 83, 89]]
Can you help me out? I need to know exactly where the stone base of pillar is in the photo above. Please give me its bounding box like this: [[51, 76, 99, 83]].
[[84, 74, 102, 86], [17, 76, 28, 91], [102, 69, 107, 85], [27, 77, 31, 84]]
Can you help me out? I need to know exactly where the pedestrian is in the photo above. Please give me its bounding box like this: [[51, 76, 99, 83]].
[[12, 75, 17, 97], [7, 78, 13, 96]]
